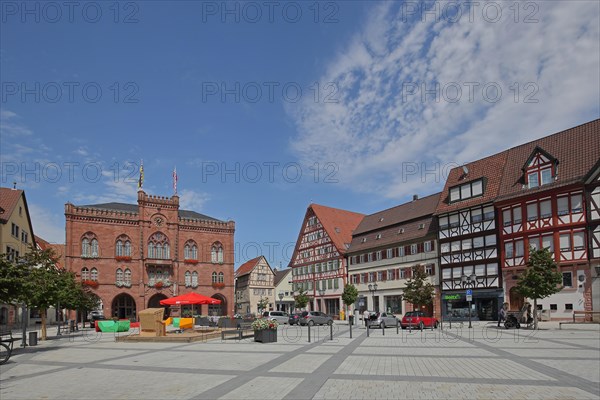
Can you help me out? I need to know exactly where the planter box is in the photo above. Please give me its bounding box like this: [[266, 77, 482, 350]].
[[254, 328, 277, 343]]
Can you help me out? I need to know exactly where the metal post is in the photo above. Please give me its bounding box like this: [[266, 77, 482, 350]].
[[396, 320, 399, 335], [330, 323, 333, 341], [21, 304, 28, 347], [307, 324, 311, 343], [366, 323, 370, 337], [382, 323, 385, 335], [349, 316, 353, 338], [468, 300, 472, 329]]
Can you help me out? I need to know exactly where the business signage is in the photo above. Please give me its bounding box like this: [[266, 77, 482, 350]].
[[443, 294, 462, 301]]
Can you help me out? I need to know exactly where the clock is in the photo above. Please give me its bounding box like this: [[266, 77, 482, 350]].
[[154, 217, 164, 227]]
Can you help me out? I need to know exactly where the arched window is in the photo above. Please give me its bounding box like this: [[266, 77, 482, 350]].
[[91, 239, 99, 257], [116, 235, 132, 257], [191, 271, 198, 287], [184, 240, 198, 260], [218, 272, 224, 283], [81, 232, 99, 258], [90, 267, 98, 281], [212, 271, 218, 283], [185, 271, 191, 286], [116, 268, 124, 284], [81, 267, 90, 281], [211, 242, 223, 263], [148, 232, 169, 259], [124, 269, 131, 286]]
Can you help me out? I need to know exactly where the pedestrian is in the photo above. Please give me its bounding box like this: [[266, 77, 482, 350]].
[[498, 302, 508, 327], [363, 309, 369, 327], [526, 303, 533, 325]]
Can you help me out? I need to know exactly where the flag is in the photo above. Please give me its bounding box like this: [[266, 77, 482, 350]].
[[173, 166, 178, 194], [138, 160, 144, 189]]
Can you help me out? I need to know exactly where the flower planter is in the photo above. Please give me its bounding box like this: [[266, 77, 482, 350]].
[[184, 259, 198, 264], [212, 283, 225, 290], [115, 256, 132, 262], [254, 328, 277, 343]]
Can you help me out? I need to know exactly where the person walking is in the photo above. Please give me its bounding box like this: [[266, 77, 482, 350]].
[[498, 302, 508, 328], [363, 309, 370, 328]]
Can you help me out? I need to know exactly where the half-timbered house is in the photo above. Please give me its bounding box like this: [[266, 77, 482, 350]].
[[289, 204, 364, 317], [496, 120, 600, 319]]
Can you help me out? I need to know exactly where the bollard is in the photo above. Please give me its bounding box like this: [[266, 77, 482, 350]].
[[366, 324, 370, 337], [308, 324, 311, 343], [349, 316, 353, 338], [382, 324, 385, 336], [330, 323, 333, 341], [397, 321, 399, 335]]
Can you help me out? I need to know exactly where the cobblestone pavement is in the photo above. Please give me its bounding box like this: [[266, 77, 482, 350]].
[[1, 322, 598, 399]]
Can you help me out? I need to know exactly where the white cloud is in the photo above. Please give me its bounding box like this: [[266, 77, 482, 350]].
[[289, 1, 600, 199], [178, 188, 210, 211]]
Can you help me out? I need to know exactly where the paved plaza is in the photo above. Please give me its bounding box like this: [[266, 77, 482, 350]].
[[1, 322, 599, 400]]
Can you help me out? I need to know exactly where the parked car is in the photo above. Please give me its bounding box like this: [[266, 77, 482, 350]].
[[88, 310, 105, 328], [288, 312, 302, 325], [299, 311, 333, 326], [367, 312, 399, 328], [262, 311, 289, 324], [401, 311, 439, 330]]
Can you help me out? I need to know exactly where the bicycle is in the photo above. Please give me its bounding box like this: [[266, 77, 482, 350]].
[[0, 342, 11, 365]]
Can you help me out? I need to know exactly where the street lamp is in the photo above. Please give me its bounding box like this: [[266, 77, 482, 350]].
[[367, 283, 378, 312], [461, 273, 477, 328], [278, 291, 284, 312], [318, 288, 325, 313]]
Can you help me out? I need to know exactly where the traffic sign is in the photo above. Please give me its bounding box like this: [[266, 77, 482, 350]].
[[466, 289, 473, 295]]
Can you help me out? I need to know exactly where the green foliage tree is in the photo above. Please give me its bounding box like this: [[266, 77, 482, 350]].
[[257, 296, 269, 313], [0, 248, 94, 340], [341, 284, 359, 317], [515, 247, 563, 329], [402, 265, 435, 312], [294, 289, 309, 310]]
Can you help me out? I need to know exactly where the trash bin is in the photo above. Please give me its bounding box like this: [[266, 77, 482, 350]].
[[29, 331, 38, 346]]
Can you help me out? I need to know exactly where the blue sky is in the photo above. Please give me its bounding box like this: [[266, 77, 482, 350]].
[[1, 1, 599, 270]]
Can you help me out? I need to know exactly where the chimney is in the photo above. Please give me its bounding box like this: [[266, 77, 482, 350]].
[[412, 194, 419, 201]]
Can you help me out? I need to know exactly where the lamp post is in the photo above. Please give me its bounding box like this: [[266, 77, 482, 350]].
[[367, 283, 378, 312], [461, 273, 477, 329], [318, 288, 325, 313], [278, 291, 284, 312]]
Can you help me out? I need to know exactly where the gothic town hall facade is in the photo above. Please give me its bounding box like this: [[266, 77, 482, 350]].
[[64, 190, 235, 320]]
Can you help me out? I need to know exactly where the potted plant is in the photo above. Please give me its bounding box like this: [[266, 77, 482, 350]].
[[212, 282, 225, 290], [83, 279, 99, 288], [115, 256, 132, 262], [251, 318, 278, 343], [154, 281, 164, 289]]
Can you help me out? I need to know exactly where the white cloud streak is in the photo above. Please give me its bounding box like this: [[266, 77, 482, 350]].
[[289, 1, 600, 199]]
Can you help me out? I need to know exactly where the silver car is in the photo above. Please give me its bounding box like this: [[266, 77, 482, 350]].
[[367, 312, 399, 328], [299, 311, 333, 326], [262, 311, 289, 324]]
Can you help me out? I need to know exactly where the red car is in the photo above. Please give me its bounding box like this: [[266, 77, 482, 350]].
[[401, 311, 439, 330]]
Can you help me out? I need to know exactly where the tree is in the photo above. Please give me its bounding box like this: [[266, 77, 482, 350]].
[[0, 247, 91, 340], [294, 289, 309, 310], [257, 296, 269, 313], [341, 284, 358, 316], [515, 247, 563, 329], [402, 265, 435, 312]]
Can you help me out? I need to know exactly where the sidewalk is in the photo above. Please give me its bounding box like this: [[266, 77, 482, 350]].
[[2, 322, 598, 399]]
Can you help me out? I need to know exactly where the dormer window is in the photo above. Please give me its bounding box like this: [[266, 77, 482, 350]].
[[524, 147, 557, 189], [361, 237, 367, 243], [375, 234, 382, 240], [449, 179, 484, 203]]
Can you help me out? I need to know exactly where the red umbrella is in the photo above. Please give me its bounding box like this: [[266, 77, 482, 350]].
[[160, 292, 222, 306]]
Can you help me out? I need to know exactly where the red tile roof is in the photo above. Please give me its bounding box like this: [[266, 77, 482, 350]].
[[349, 193, 440, 252], [35, 235, 66, 268], [235, 256, 264, 278], [0, 188, 24, 223], [496, 119, 600, 202], [310, 204, 365, 253], [435, 151, 509, 215]]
